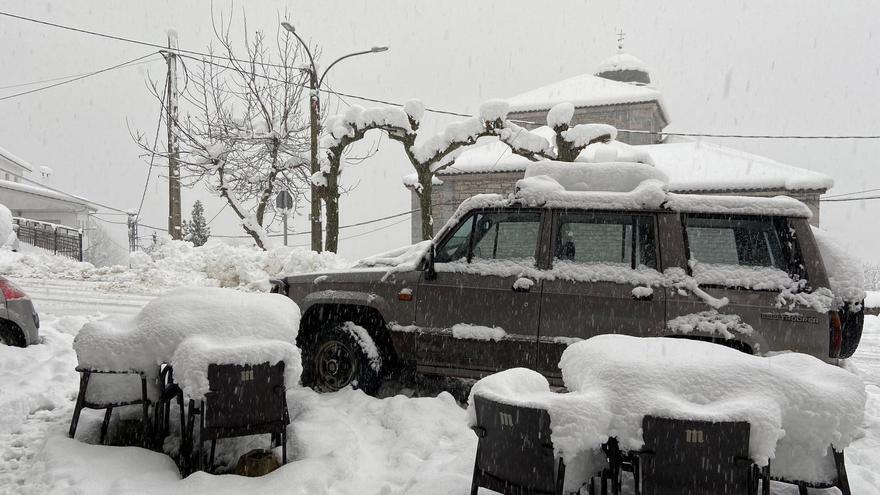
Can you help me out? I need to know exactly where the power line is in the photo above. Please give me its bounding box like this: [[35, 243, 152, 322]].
[[822, 187, 880, 200], [0, 57, 160, 90], [7, 11, 880, 139], [820, 195, 880, 203], [0, 52, 159, 101], [136, 72, 168, 218]]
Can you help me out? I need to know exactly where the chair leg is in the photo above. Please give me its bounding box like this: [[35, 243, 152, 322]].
[[797, 482, 808, 495], [209, 439, 217, 471], [140, 377, 150, 448], [834, 449, 851, 495], [281, 428, 287, 464], [633, 457, 640, 495], [762, 463, 770, 495], [68, 371, 90, 439], [555, 458, 566, 495], [469, 456, 481, 495], [100, 407, 113, 445]]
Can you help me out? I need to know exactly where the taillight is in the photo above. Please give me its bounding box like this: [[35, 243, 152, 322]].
[[829, 310, 842, 358], [0, 278, 27, 301]]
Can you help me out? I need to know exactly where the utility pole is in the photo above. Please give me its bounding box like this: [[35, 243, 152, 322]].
[[307, 71, 322, 252], [164, 31, 182, 240]]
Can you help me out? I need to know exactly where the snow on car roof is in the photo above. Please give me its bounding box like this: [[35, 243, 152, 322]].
[[505, 72, 665, 114], [432, 137, 832, 193]]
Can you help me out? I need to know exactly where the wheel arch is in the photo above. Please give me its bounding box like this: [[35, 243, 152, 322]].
[[298, 302, 398, 368]]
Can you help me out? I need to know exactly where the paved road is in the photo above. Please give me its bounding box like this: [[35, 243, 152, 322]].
[[16, 278, 156, 318]]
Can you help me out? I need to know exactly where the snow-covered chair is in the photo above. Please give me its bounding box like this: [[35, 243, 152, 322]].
[[634, 415, 766, 495], [69, 319, 162, 446], [470, 394, 566, 495], [172, 336, 299, 473], [771, 450, 851, 495]]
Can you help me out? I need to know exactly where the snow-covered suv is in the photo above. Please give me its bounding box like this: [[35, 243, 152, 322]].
[[273, 161, 864, 394]]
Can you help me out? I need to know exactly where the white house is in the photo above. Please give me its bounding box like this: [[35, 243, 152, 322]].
[[0, 145, 96, 229]]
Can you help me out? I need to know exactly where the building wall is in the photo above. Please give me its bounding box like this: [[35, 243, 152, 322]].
[[411, 172, 823, 242], [508, 101, 667, 146]]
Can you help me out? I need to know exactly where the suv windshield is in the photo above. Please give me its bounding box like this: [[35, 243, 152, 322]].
[[434, 210, 541, 264]]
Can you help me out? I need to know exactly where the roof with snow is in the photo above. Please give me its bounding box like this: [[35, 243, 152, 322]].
[[0, 178, 97, 210], [506, 72, 664, 114], [431, 137, 832, 193], [0, 145, 34, 173]]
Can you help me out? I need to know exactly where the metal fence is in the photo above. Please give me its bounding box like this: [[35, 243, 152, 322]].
[[12, 217, 83, 261]]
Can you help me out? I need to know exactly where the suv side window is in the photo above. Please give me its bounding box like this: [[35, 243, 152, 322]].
[[553, 212, 657, 269], [434, 210, 541, 264], [683, 214, 803, 284]]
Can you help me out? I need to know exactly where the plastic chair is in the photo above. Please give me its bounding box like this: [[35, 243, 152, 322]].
[[470, 394, 567, 495], [772, 448, 851, 495], [68, 367, 155, 447], [635, 415, 767, 495], [185, 361, 289, 474]]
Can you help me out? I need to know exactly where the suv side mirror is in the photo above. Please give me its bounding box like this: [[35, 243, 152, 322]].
[[425, 244, 437, 280]]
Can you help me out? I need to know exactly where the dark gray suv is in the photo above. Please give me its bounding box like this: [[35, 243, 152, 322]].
[[274, 187, 863, 394]]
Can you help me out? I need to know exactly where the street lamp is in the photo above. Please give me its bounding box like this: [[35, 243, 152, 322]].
[[281, 21, 389, 252]]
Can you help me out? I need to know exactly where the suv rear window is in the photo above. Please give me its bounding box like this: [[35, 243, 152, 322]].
[[683, 214, 803, 285]]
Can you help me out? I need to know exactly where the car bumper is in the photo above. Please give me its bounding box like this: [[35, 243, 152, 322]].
[[4, 298, 40, 345]]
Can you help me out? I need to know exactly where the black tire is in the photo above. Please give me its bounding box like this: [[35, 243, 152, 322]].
[[840, 305, 864, 359], [0, 321, 26, 347], [302, 324, 383, 395]]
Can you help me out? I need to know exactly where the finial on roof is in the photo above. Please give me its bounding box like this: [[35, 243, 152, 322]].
[[616, 29, 626, 53]]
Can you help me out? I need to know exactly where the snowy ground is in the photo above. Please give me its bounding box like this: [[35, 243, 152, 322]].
[[0, 278, 878, 494]]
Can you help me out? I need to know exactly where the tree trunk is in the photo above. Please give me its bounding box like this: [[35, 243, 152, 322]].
[[418, 171, 434, 240], [217, 165, 266, 250], [324, 163, 340, 253]]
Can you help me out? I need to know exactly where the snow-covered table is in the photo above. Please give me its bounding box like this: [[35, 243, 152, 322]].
[[468, 335, 866, 489], [69, 287, 302, 449]]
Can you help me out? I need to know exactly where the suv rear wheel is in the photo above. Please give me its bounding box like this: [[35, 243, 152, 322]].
[[303, 323, 383, 395]]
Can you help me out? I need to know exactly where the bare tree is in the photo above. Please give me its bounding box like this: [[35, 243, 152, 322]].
[[138, 13, 312, 249], [320, 100, 616, 246]]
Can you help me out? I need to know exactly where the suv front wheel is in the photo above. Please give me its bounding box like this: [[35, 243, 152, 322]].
[[303, 323, 383, 395]]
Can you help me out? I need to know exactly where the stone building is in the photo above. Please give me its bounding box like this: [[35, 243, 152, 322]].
[[408, 50, 831, 242]]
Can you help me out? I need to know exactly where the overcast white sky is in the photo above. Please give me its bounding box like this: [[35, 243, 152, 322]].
[[1, 0, 879, 263]]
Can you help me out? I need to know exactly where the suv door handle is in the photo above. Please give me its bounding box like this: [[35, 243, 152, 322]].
[[512, 278, 535, 293]]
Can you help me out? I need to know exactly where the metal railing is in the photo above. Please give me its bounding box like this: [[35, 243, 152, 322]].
[[11, 217, 83, 261]]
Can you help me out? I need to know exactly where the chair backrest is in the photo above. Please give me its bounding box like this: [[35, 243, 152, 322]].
[[204, 361, 286, 429], [472, 395, 560, 494], [641, 415, 752, 495]]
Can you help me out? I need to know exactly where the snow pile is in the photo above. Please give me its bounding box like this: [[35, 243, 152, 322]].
[[355, 240, 432, 276], [559, 335, 866, 483], [506, 72, 664, 113], [561, 123, 617, 147], [666, 310, 754, 339], [0, 203, 14, 247], [0, 236, 348, 293], [74, 287, 301, 377], [812, 226, 866, 308], [479, 99, 510, 122], [171, 336, 301, 400], [451, 323, 507, 341], [577, 139, 655, 165], [322, 105, 413, 149], [522, 160, 668, 193], [514, 177, 669, 211]]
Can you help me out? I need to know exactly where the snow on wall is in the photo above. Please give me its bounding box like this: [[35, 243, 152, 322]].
[[171, 336, 301, 401], [811, 226, 866, 307]]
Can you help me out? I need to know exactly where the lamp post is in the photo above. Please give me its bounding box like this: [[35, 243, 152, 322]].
[[281, 21, 388, 252]]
